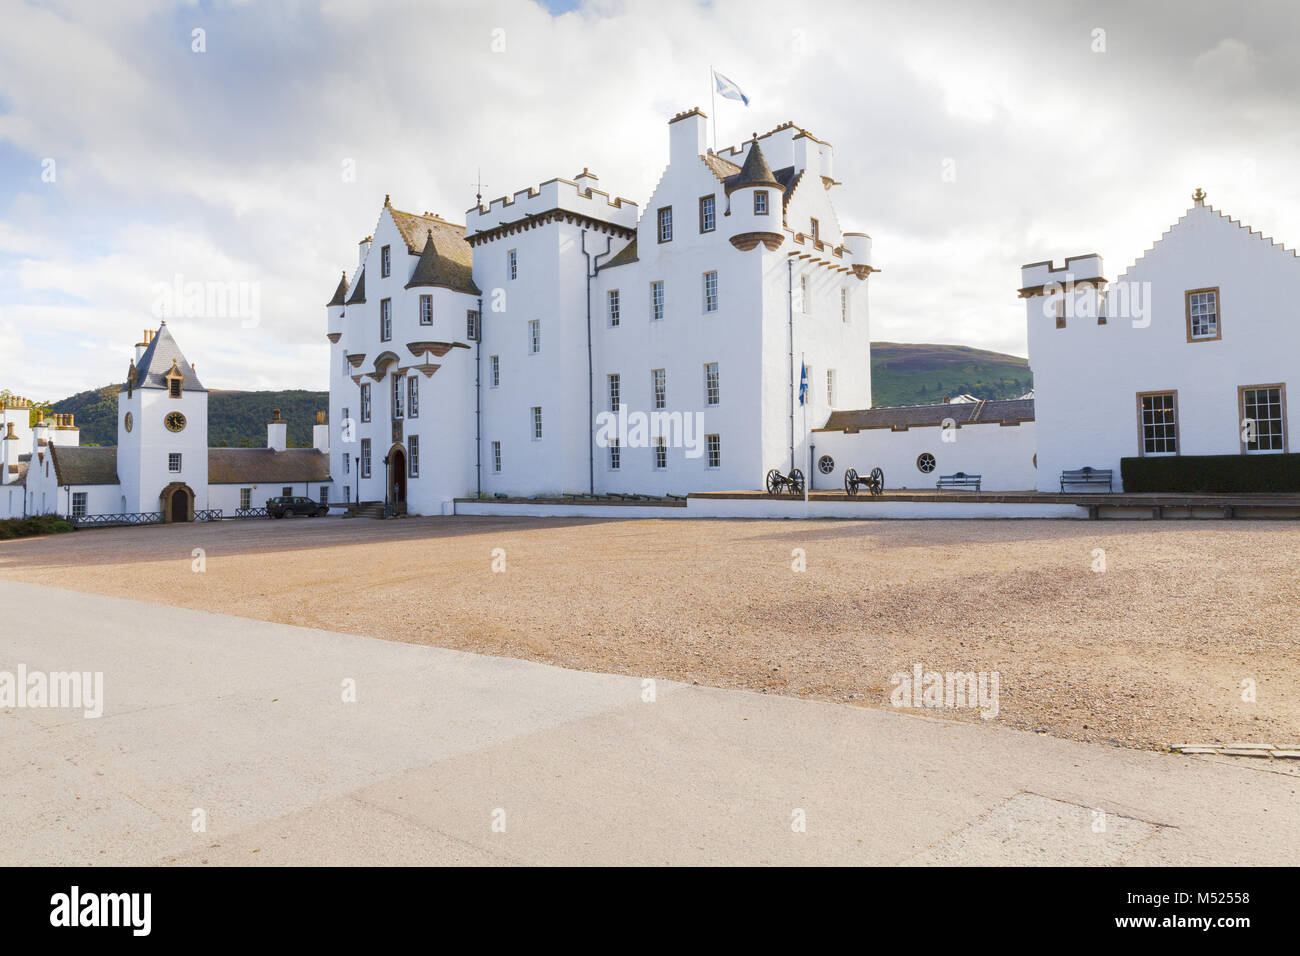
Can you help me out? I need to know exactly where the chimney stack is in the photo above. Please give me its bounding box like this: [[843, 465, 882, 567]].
[[313, 410, 329, 454], [267, 407, 287, 452]]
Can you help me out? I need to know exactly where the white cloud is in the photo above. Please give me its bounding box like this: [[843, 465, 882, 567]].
[[1, 0, 1299, 400]]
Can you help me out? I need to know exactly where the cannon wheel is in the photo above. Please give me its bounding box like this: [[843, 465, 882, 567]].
[[789, 468, 805, 496], [844, 467, 859, 497], [870, 467, 885, 496], [765, 469, 781, 495]]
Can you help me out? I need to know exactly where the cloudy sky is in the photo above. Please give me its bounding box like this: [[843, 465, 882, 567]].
[[2, 0, 1298, 399]]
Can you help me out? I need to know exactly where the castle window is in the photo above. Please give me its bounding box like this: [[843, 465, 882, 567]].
[[1240, 385, 1286, 454], [380, 298, 392, 341], [1055, 298, 1066, 329], [652, 368, 666, 409], [532, 406, 543, 440], [650, 281, 664, 321], [800, 275, 810, 313], [658, 206, 673, 243], [169, 453, 182, 473], [466, 310, 479, 341], [419, 295, 432, 325], [490, 355, 500, 387], [810, 218, 819, 242], [169, 378, 182, 398], [361, 439, 372, 477], [508, 249, 517, 280], [1138, 391, 1179, 456], [409, 435, 420, 477], [492, 441, 502, 473], [392, 374, 403, 419], [654, 437, 667, 470], [705, 362, 720, 406], [360, 383, 372, 422], [754, 191, 768, 215], [841, 288, 849, 323], [703, 271, 718, 313], [699, 195, 716, 233], [609, 438, 620, 471], [407, 375, 419, 419], [319, 487, 329, 506], [608, 373, 621, 411], [1186, 288, 1220, 341], [71, 492, 87, 518], [608, 289, 620, 327], [826, 369, 837, 407], [706, 434, 721, 469], [344, 455, 350, 474], [240, 488, 251, 510], [380, 245, 391, 278], [528, 319, 541, 353], [282, 486, 292, 497]]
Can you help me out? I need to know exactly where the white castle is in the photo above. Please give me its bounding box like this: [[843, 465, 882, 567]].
[[325, 109, 876, 513], [5, 113, 1298, 524]]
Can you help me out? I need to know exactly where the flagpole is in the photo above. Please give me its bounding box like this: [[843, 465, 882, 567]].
[[709, 65, 716, 152]]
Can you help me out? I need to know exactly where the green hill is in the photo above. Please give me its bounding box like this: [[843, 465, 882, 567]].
[[51, 386, 328, 448], [871, 343, 1031, 407]]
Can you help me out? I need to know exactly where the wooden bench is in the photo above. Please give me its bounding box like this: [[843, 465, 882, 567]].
[[936, 472, 981, 491], [1060, 466, 1112, 491]]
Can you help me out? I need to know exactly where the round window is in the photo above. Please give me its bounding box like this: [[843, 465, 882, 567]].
[[818, 455, 835, 474], [916, 453, 937, 474]]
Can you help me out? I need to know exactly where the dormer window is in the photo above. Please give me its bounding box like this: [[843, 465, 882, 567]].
[[164, 359, 184, 398], [754, 191, 768, 215]]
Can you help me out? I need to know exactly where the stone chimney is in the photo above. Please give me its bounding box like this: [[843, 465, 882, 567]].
[[135, 329, 153, 364], [312, 410, 330, 453], [668, 107, 708, 171], [359, 235, 373, 270], [267, 408, 287, 452]]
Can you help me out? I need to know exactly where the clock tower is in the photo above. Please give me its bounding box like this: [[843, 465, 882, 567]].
[[117, 322, 210, 519]]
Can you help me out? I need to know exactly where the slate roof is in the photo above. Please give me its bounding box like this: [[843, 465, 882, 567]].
[[132, 323, 204, 391], [327, 271, 348, 306], [602, 238, 639, 270], [818, 399, 1035, 432], [726, 137, 781, 195], [390, 208, 481, 296], [346, 268, 366, 305], [404, 225, 483, 296], [49, 445, 120, 485], [208, 448, 331, 484]]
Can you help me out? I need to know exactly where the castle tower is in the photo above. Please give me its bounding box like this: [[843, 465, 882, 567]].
[[118, 323, 210, 519], [726, 134, 786, 252]]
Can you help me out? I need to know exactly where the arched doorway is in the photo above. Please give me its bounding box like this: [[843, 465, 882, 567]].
[[387, 445, 407, 515], [159, 482, 196, 523]]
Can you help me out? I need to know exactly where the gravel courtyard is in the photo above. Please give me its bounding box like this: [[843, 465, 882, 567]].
[[1, 515, 1296, 751]]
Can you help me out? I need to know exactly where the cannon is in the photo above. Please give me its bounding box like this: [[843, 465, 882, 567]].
[[765, 467, 805, 496], [844, 466, 885, 497]]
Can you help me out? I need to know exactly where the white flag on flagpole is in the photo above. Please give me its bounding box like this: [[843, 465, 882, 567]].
[[712, 69, 750, 106]]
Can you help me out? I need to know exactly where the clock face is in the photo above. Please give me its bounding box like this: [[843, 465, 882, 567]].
[[164, 411, 187, 433], [124, 412, 133, 433]]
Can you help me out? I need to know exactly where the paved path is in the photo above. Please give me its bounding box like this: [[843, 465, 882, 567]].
[[1, 580, 1294, 865]]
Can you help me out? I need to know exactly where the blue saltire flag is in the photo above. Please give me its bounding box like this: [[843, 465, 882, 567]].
[[798, 361, 808, 406], [713, 69, 750, 106]]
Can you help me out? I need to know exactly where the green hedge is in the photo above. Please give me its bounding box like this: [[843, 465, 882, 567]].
[[1120, 454, 1300, 493], [0, 515, 76, 540]]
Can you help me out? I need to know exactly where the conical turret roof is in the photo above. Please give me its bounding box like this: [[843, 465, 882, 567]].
[[726, 134, 781, 195]]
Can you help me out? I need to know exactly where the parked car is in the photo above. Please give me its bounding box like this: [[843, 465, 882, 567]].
[[265, 496, 328, 518]]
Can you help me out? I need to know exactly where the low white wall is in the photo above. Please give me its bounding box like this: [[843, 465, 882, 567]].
[[453, 496, 1088, 520]]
